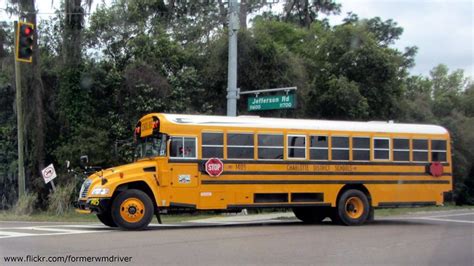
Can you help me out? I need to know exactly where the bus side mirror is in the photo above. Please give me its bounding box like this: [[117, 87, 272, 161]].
[[80, 155, 89, 166]]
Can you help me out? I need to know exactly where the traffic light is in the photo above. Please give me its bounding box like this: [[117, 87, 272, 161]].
[[16, 21, 35, 63]]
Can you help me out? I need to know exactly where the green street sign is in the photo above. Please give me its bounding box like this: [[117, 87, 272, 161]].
[[248, 94, 296, 111]]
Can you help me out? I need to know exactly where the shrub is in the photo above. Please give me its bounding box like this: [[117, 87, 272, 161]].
[[13, 192, 37, 216], [47, 182, 76, 216]]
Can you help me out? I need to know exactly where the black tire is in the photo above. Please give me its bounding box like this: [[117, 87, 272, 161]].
[[329, 208, 341, 224], [111, 189, 154, 230], [292, 207, 328, 224], [97, 211, 117, 227], [336, 189, 370, 226]]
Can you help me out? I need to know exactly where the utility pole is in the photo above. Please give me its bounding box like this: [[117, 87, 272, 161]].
[[226, 0, 240, 116], [14, 21, 26, 198]]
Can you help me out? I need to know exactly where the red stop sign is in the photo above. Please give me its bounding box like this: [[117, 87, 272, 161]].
[[430, 162, 443, 177], [205, 158, 224, 177]]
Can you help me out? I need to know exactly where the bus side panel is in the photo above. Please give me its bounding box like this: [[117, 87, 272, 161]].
[[368, 183, 451, 206]]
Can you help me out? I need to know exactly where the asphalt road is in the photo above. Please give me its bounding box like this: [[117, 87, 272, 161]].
[[0, 210, 473, 265]]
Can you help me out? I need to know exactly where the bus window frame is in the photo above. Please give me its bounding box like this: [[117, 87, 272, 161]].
[[201, 131, 224, 159], [352, 136, 371, 162], [430, 139, 447, 162], [373, 137, 391, 161], [169, 136, 198, 160], [392, 138, 410, 162], [227, 132, 255, 160], [257, 133, 284, 161], [309, 135, 329, 161], [412, 138, 429, 162], [331, 135, 350, 161], [287, 134, 307, 160]]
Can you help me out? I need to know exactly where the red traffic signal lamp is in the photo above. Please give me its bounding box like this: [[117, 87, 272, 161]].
[[16, 21, 35, 63]]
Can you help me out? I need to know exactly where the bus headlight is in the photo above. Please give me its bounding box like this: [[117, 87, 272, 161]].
[[91, 187, 110, 195]]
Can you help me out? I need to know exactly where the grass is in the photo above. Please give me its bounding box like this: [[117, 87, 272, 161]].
[[374, 204, 474, 217], [0, 204, 472, 223], [0, 210, 219, 223]]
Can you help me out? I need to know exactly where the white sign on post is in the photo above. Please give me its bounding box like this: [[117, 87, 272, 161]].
[[41, 164, 57, 184]]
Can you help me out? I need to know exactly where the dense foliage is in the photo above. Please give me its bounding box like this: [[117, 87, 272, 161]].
[[0, 0, 472, 209]]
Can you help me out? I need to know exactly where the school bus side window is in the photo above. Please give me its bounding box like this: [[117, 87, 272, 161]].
[[287, 135, 306, 159], [352, 137, 370, 161], [202, 132, 223, 158], [431, 140, 447, 162], [170, 137, 197, 159], [374, 138, 390, 160], [412, 139, 428, 161], [227, 133, 254, 159], [393, 139, 410, 161], [309, 135, 328, 160], [258, 134, 284, 160], [331, 136, 349, 160]]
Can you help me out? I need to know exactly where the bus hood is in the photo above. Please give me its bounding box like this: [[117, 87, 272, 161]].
[[91, 161, 157, 180], [80, 161, 157, 199]]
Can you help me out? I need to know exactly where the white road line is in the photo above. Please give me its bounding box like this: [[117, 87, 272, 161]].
[[0, 225, 103, 230], [148, 223, 182, 227], [0, 225, 111, 239], [423, 212, 474, 219], [0, 231, 35, 239], [31, 224, 106, 229], [23, 227, 98, 233], [416, 217, 474, 224], [0, 230, 107, 239]]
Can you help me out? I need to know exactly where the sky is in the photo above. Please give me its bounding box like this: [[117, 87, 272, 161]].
[[1, 0, 473, 78], [327, 0, 474, 78]]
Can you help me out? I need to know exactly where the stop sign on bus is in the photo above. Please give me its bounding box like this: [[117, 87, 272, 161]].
[[205, 158, 224, 177]]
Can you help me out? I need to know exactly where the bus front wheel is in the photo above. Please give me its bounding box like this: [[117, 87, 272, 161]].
[[336, 189, 370, 225], [97, 211, 117, 227], [111, 189, 154, 230]]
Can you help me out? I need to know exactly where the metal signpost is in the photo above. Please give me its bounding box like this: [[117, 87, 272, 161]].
[[226, 0, 280, 116], [226, 0, 239, 116]]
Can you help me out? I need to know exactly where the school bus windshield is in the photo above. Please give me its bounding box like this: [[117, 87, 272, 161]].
[[134, 134, 167, 159]]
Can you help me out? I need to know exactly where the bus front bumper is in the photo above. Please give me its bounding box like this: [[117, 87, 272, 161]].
[[74, 198, 111, 214]]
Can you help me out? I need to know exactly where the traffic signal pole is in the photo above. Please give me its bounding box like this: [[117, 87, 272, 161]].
[[226, 0, 239, 116], [14, 21, 26, 198]]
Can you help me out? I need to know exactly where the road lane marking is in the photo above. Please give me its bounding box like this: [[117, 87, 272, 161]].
[[0, 225, 111, 239], [0, 231, 35, 238], [423, 212, 474, 219], [410, 212, 474, 224], [416, 217, 474, 224]]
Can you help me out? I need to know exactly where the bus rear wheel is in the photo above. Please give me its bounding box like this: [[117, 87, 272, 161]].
[[111, 189, 154, 230], [336, 189, 370, 226], [292, 207, 328, 223], [97, 211, 117, 227]]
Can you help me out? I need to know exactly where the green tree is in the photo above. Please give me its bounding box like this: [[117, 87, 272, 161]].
[[400, 65, 474, 204], [283, 0, 341, 28], [303, 19, 413, 119]]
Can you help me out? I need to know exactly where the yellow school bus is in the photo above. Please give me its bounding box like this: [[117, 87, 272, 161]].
[[76, 113, 452, 230]]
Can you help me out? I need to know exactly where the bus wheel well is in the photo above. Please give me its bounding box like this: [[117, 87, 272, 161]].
[[113, 181, 157, 208], [336, 184, 372, 206]]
